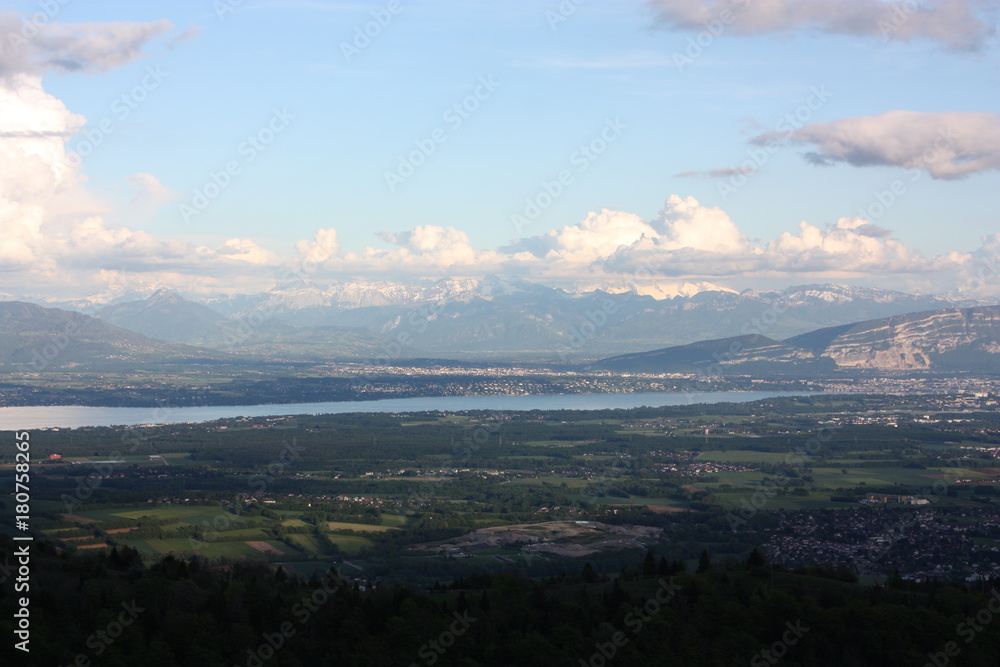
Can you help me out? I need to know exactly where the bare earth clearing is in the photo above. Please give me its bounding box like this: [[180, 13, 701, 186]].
[[407, 520, 662, 558]]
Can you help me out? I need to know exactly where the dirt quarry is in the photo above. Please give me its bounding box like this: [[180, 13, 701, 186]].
[[409, 520, 662, 558]]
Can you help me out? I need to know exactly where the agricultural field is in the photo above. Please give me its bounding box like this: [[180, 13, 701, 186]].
[[697, 450, 800, 464], [5, 393, 1000, 588]]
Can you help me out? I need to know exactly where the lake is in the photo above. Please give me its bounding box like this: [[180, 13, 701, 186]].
[[0, 391, 818, 430]]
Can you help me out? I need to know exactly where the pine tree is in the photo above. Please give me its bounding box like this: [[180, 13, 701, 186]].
[[697, 549, 711, 573], [643, 550, 657, 577]]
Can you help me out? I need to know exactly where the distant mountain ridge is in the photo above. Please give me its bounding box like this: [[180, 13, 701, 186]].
[[31, 278, 994, 361], [95, 290, 398, 360], [594, 305, 1000, 373], [4, 297, 999, 373], [0, 301, 226, 371], [202, 279, 976, 360]]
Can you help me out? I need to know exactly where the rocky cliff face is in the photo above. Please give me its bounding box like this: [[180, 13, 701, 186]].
[[597, 306, 1000, 374], [786, 306, 1000, 370]]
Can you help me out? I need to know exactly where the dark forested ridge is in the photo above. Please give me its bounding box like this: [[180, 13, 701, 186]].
[[2, 535, 999, 666], [4, 394, 1000, 665]]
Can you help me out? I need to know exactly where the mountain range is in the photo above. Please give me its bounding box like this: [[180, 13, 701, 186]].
[[69, 278, 989, 361], [0, 276, 998, 372], [0, 301, 225, 371], [2, 290, 999, 374]]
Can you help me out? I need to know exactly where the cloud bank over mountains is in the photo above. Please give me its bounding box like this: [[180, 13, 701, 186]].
[[0, 9, 996, 302]]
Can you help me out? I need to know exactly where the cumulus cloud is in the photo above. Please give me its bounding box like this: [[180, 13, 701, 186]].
[[378, 225, 479, 264], [654, 194, 752, 254], [310, 194, 989, 297], [646, 0, 996, 51], [751, 110, 1000, 179], [765, 217, 924, 272], [294, 228, 340, 265], [323, 225, 514, 275], [0, 21, 283, 299], [127, 172, 177, 207], [509, 209, 657, 264], [218, 238, 279, 265]]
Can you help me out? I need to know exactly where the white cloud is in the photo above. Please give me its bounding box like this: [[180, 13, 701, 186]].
[[0, 12, 175, 77], [127, 172, 177, 207], [294, 228, 340, 266], [646, 0, 996, 52], [765, 217, 926, 272], [0, 35, 282, 298], [752, 110, 1000, 179], [379, 225, 478, 263], [512, 209, 657, 265], [218, 238, 279, 265], [331, 225, 509, 275], [653, 194, 752, 254]]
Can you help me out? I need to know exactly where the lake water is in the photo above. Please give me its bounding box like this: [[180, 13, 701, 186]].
[[0, 391, 816, 430]]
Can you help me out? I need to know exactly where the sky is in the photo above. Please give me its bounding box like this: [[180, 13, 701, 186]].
[[0, 0, 998, 302]]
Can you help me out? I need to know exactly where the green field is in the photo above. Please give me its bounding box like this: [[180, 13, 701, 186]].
[[104, 505, 241, 523], [119, 537, 306, 558], [324, 534, 373, 555], [380, 513, 410, 528], [697, 450, 793, 463], [211, 527, 270, 539], [286, 533, 329, 556], [126, 538, 258, 557], [325, 521, 398, 533], [710, 492, 857, 511], [810, 467, 968, 488], [508, 477, 588, 489]]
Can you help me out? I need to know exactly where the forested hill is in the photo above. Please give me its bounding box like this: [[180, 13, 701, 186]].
[[2, 536, 998, 666]]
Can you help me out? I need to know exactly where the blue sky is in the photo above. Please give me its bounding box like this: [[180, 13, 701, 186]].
[[1, 0, 998, 300]]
